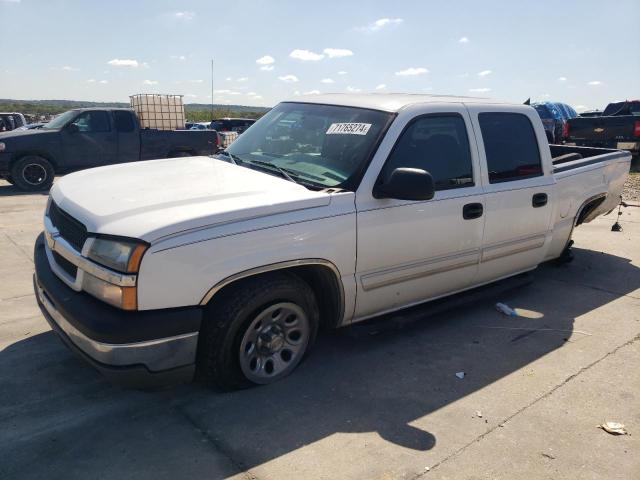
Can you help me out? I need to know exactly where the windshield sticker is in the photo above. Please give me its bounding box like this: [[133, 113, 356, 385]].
[[326, 123, 372, 135]]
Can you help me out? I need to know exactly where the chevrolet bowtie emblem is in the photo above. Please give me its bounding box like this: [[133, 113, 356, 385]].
[[594, 128, 604, 133]]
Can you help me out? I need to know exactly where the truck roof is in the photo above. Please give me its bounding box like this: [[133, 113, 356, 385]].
[[285, 93, 510, 112], [68, 107, 134, 112]]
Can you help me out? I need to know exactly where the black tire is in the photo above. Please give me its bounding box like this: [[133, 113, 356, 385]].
[[10, 156, 54, 191], [196, 272, 319, 391]]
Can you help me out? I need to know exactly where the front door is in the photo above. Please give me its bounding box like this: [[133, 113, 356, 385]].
[[354, 105, 485, 320], [467, 106, 554, 284], [62, 110, 117, 168]]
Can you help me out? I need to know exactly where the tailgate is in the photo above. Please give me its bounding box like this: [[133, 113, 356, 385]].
[[568, 116, 635, 143]]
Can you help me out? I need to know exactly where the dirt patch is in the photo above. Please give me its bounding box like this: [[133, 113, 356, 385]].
[[623, 172, 640, 202]]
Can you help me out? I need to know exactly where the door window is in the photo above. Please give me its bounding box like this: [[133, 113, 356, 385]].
[[114, 111, 135, 132], [381, 114, 474, 191], [478, 112, 542, 183], [71, 111, 111, 133]]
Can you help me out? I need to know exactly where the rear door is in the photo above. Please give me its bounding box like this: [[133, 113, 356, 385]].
[[114, 110, 140, 163], [62, 110, 117, 167], [467, 106, 554, 284]]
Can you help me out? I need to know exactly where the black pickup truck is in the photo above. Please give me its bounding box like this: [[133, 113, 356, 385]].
[[0, 108, 218, 191], [566, 100, 640, 160]]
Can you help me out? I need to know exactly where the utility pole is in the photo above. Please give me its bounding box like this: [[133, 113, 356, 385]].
[[210, 59, 214, 122]]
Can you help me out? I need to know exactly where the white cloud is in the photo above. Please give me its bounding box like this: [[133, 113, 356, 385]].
[[290, 49, 324, 61], [278, 74, 299, 83], [0, 0, 21, 3], [225, 77, 232, 81], [469, 88, 491, 93], [375, 84, 386, 90], [395, 67, 428, 76], [108, 58, 139, 68], [458, 37, 469, 43], [575, 105, 588, 111], [260, 65, 274, 71], [143, 80, 158, 85], [337, 71, 347, 75], [213, 89, 232, 94], [98, 80, 108, 84], [362, 18, 403, 32], [256, 55, 275, 65], [540, 93, 551, 99], [247, 92, 258, 96], [346, 86, 362, 93], [87, 79, 96, 83], [304, 90, 321, 95], [237, 77, 248, 82], [587, 80, 602, 86], [323, 48, 353, 58], [250, 95, 263, 100], [61, 66, 78, 71], [321, 78, 335, 84], [185, 94, 198, 98], [174, 11, 195, 21], [171, 55, 187, 61], [477, 70, 492, 77], [189, 79, 204, 83], [558, 76, 567, 82]]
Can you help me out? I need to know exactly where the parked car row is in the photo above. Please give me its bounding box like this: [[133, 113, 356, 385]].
[[185, 118, 256, 133], [0, 112, 27, 132]]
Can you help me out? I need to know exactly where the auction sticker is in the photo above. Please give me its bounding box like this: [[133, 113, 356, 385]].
[[326, 123, 372, 135]]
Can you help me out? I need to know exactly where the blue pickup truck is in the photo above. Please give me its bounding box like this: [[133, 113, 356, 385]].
[[0, 108, 218, 191]]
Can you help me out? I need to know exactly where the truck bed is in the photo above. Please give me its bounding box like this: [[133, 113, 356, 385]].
[[140, 129, 218, 160]]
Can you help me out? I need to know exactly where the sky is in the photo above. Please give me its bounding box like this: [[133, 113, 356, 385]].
[[1, 0, 639, 112]]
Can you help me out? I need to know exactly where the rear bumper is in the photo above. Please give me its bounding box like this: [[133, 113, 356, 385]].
[[34, 233, 201, 387]]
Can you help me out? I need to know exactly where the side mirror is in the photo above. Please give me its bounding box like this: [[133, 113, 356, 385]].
[[66, 123, 79, 134], [373, 167, 435, 201]]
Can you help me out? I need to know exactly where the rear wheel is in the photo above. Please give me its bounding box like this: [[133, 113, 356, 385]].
[[10, 156, 54, 191], [196, 272, 319, 390]]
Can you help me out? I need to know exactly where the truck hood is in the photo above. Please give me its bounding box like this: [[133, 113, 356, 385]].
[[50, 156, 331, 242], [0, 128, 59, 145]]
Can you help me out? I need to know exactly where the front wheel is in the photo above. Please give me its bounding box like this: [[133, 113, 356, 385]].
[[196, 272, 319, 390], [10, 156, 54, 191]]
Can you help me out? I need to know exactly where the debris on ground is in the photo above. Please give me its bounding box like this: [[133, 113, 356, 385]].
[[622, 172, 639, 202], [541, 452, 556, 460], [475, 410, 483, 418], [495, 302, 518, 317], [455, 372, 465, 379], [598, 422, 628, 435]]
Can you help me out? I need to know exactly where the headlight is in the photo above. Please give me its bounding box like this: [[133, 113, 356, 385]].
[[0, 142, 6, 152], [86, 238, 148, 273], [83, 273, 138, 310]]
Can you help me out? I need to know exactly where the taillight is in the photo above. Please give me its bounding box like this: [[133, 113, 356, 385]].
[[562, 121, 569, 138], [634, 120, 640, 138]]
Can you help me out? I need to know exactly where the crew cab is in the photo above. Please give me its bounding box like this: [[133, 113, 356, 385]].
[[567, 100, 640, 158], [33, 94, 631, 390], [0, 108, 218, 191]]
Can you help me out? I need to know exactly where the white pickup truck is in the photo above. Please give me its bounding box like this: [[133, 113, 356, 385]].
[[34, 94, 631, 389]]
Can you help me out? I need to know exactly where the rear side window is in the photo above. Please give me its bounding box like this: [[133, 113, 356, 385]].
[[114, 111, 135, 132], [479, 112, 542, 183], [382, 114, 474, 191]]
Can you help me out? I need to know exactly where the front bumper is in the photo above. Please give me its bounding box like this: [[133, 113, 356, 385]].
[[34, 233, 202, 387]]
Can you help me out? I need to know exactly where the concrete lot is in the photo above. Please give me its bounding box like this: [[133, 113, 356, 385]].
[[0, 179, 638, 480]]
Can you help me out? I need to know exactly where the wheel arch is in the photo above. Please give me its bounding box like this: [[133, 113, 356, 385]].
[[10, 151, 58, 170], [575, 193, 607, 226], [200, 259, 345, 330]]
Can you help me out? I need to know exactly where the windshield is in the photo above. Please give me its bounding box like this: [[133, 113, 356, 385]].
[[224, 102, 393, 189], [42, 110, 78, 129]]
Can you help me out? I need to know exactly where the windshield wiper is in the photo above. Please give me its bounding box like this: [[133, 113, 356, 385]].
[[243, 159, 300, 185]]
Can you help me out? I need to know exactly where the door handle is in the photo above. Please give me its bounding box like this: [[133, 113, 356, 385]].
[[532, 193, 548, 208], [463, 203, 483, 220]]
